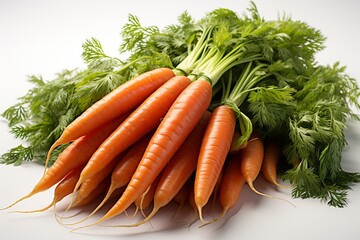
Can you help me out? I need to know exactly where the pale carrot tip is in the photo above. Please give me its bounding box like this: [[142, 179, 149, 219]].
[[248, 181, 296, 208], [0, 191, 35, 210], [9, 201, 54, 214], [44, 140, 61, 174]]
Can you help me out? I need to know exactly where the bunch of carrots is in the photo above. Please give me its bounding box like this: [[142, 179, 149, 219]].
[[2, 67, 288, 228], [2, 2, 360, 233]]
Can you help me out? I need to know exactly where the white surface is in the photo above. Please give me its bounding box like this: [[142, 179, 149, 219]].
[[1, 0, 360, 239]]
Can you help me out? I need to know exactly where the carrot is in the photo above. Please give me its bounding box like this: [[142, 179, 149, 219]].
[[44, 68, 175, 169], [240, 133, 295, 206], [210, 167, 224, 209], [67, 133, 153, 225], [124, 111, 211, 226], [134, 172, 162, 217], [72, 75, 192, 196], [79, 78, 212, 228], [11, 166, 83, 214], [70, 156, 121, 208], [261, 140, 289, 188], [219, 153, 245, 218], [228, 130, 243, 154], [71, 177, 111, 209], [173, 179, 191, 211], [194, 105, 236, 222], [1, 114, 128, 210]]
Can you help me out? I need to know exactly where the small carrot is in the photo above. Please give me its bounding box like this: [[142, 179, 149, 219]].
[[261, 140, 289, 188], [72, 75, 192, 196], [194, 105, 236, 222], [219, 153, 245, 218], [1, 114, 128, 210], [240, 133, 295, 206], [71, 177, 111, 209], [79, 78, 212, 228], [44, 68, 175, 169], [70, 156, 121, 208]]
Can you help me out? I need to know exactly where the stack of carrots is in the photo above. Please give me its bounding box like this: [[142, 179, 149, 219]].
[[2, 66, 290, 228], [2, 3, 360, 233]]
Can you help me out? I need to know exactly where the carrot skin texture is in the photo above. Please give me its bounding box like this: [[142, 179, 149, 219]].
[[100, 79, 212, 222], [45, 68, 175, 167], [72, 177, 111, 208], [77, 76, 191, 186], [219, 153, 245, 214], [153, 111, 211, 209], [72, 157, 120, 206], [194, 105, 236, 212], [109, 133, 153, 191], [240, 133, 264, 188], [38, 115, 128, 192], [261, 140, 282, 186]]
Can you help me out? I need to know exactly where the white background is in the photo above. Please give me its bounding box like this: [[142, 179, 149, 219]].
[[1, 0, 360, 240]]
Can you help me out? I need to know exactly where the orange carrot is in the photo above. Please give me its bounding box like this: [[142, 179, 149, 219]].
[[228, 130, 243, 154], [71, 177, 111, 209], [67, 133, 153, 225], [125, 111, 211, 226], [194, 105, 236, 222], [44, 68, 175, 169], [173, 179, 191, 210], [2, 114, 128, 210], [219, 153, 245, 218], [134, 172, 162, 216], [240, 133, 294, 206], [71, 156, 121, 207], [240, 132, 265, 195], [261, 140, 288, 188], [72, 76, 192, 195], [81, 78, 212, 227]]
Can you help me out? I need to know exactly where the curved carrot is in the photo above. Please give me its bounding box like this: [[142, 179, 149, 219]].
[[44, 68, 175, 169], [240, 133, 295, 206], [1, 114, 128, 210], [72, 75, 191, 196], [79, 78, 212, 228], [194, 105, 236, 222], [261, 140, 289, 188]]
